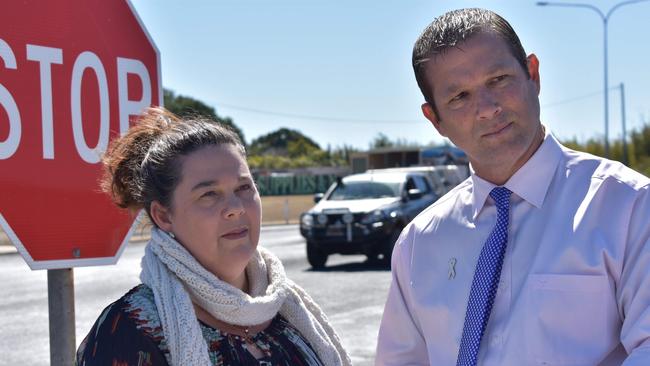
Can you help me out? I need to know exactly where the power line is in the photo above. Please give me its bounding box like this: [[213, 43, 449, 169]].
[[541, 86, 619, 109], [216, 103, 423, 124], [215, 87, 621, 123]]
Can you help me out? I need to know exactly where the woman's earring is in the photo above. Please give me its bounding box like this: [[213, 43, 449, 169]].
[[168, 231, 175, 239]]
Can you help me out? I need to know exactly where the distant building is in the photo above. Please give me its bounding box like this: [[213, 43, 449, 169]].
[[420, 145, 468, 166], [350, 145, 468, 173]]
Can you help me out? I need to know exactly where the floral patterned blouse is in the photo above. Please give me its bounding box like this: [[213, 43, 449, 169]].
[[76, 284, 324, 365]]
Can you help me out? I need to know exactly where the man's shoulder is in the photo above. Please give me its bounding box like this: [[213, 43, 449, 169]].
[[561, 145, 650, 190], [404, 177, 473, 235]]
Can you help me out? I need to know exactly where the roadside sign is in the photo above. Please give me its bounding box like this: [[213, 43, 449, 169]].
[[0, 0, 161, 270]]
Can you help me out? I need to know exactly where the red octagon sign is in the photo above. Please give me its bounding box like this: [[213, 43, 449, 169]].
[[0, 0, 161, 269]]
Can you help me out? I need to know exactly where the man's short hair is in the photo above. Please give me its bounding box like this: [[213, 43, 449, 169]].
[[413, 8, 529, 112]]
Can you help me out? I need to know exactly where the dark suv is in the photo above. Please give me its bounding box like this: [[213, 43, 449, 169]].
[[299, 171, 438, 268]]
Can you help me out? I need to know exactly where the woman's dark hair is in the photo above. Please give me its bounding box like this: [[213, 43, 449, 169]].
[[101, 107, 246, 224], [412, 8, 529, 115]]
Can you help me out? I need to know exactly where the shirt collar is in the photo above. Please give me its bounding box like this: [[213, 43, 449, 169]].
[[470, 128, 563, 220]]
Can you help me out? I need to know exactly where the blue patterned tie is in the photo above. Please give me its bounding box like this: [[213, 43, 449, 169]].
[[456, 187, 512, 366]]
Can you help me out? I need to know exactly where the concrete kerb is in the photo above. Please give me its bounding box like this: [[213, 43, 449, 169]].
[[0, 245, 16, 255], [0, 232, 13, 255], [0, 224, 299, 256]]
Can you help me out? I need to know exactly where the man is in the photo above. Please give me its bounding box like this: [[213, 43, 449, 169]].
[[376, 8, 650, 366]]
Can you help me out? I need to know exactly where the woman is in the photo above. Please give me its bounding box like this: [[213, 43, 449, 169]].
[[76, 107, 351, 366]]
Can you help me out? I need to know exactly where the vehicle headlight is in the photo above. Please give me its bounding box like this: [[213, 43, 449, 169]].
[[317, 213, 328, 225], [301, 214, 314, 227], [361, 209, 385, 224]]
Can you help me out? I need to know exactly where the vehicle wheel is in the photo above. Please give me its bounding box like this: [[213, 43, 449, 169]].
[[306, 241, 328, 269], [382, 227, 402, 264]]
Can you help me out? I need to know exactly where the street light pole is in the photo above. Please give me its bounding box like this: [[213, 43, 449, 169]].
[[620, 83, 628, 166], [536, 0, 650, 159]]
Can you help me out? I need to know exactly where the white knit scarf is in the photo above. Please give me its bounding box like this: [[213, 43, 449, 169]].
[[140, 228, 351, 366]]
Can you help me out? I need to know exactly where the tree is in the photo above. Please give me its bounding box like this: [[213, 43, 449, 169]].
[[629, 118, 650, 176], [249, 128, 320, 156], [369, 133, 394, 149], [562, 120, 650, 177], [288, 139, 319, 158], [330, 144, 358, 165], [163, 88, 246, 145]]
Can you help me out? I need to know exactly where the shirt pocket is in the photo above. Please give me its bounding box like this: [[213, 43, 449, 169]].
[[524, 274, 619, 365]]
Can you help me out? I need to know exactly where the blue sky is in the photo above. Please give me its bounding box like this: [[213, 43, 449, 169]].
[[129, 0, 650, 150]]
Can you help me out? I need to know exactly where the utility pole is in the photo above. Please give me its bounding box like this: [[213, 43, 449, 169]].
[[620, 83, 628, 166]]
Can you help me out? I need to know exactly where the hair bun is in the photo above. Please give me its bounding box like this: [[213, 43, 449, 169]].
[[101, 107, 180, 210]]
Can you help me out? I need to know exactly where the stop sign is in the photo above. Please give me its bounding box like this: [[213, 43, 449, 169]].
[[0, 0, 161, 269]]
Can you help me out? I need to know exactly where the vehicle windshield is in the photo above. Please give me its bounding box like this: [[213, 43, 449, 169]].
[[328, 181, 400, 200]]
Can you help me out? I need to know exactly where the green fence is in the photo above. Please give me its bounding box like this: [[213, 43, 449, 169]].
[[255, 174, 337, 196]]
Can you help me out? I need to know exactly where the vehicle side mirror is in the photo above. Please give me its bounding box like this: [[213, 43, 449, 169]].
[[407, 188, 423, 200], [314, 193, 325, 203]]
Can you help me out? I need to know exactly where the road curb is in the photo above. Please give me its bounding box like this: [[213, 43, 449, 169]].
[[0, 245, 16, 255]]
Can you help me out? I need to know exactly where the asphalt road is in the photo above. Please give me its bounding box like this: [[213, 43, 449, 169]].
[[0, 225, 391, 366]]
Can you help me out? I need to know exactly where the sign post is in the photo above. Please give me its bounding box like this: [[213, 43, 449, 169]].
[[48, 268, 76, 365], [0, 1, 161, 363]]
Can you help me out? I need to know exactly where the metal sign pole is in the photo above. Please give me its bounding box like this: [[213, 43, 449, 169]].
[[47, 268, 76, 366], [620, 83, 628, 166]]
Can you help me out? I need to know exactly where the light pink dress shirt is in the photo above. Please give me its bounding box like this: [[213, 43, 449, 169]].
[[376, 132, 650, 365]]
